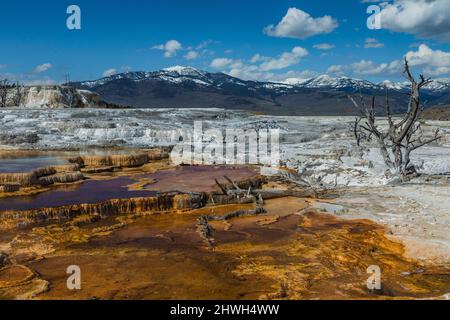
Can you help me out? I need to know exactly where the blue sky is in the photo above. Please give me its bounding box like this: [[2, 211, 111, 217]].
[[1, 0, 449, 84]]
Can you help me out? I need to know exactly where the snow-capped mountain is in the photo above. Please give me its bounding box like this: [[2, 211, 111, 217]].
[[288, 75, 450, 93], [81, 66, 212, 88], [378, 79, 450, 92], [78, 66, 297, 94], [423, 79, 450, 92], [282, 78, 310, 86], [79, 66, 450, 93], [378, 80, 409, 91], [163, 65, 207, 77], [73, 66, 450, 115], [298, 75, 379, 90]]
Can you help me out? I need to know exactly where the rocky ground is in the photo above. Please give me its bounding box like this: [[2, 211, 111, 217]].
[[0, 160, 449, 300], [0, 108, 449, 299]]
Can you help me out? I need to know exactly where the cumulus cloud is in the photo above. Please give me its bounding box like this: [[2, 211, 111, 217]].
[[102, 68, 117, 77], [250, 54, 269, 63], [33, 63, 52, 74], [153, 39, 217, 59], [0, 70, 55, 85], [259, 47, 308, 71], [210, 58, 234, 69], [327, 59, 401, 76], [196, 40, 217, 50], [264, 8, 338, 39], [325, 44, 450, 78], [326, 64, 345, 75], [226, 64, 318, 83], [379, 0, 450, 41], [313, 43, 335, 50], [184, 50, 199, 60], [364, 38, 384, 48], [227, 61, 262, 80], [405, 44, 450, 75], [153, 40, 182, 58], [210, 59, 256, 79], [210, 47, 309, 80]]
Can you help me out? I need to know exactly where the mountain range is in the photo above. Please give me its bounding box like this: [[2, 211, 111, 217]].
[[73, 66, 450, 116]]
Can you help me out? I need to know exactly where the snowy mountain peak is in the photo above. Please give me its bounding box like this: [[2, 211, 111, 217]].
[[79, 67, 450, 95], [423, 79, 450, 92], [378, 80, 408, 90], [163, 66, 205, 76], [300, 75, 378, 90], [379, 79, 450, 92], [282, 78, 310, 86]]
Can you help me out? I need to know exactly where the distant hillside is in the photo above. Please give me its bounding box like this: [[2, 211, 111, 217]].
[[422, 106, 450, 121], [72, 66, 450, 116]]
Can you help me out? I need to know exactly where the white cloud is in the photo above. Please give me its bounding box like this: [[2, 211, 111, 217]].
[[211, 57, 267, 79], [33, 63, 52, 74], [153, 39, 217, 59], [364, 38, 384, 48], [259, 47, 308, 71], [250, 54, 269, 63], [379, 0, 450, 41], [264, 8, 338, 39], [227, 62, 263, 80], [354, 60, 400, 75], [313, 43, 335, 50], [196, 40, 216, 50], [0, 71, 55, 85], [184, 50, 199, 60], [327, 64, 344, 75], [327, 59, 401, 76], [102, 68, 117, 77], [325, 44, 450, 78], [210, 58, 233, 69], [210, 47, 309, 80], [153, 40, 182, 58], [405, 44, 450, 75]]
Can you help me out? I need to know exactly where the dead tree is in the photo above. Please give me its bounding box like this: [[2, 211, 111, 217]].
[[352, 116, 371, 147], [0, 79, 11, 107], [349, 58, 442, 176], [13, 81, 23, 106]]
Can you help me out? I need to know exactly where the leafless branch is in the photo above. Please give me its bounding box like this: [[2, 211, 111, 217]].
[[349, 59, 443, 176]]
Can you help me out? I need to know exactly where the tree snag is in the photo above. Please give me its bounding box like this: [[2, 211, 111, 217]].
[[349, 58, 442, 176]]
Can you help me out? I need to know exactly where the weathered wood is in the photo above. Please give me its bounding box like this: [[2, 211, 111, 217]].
[[349, 59, 442, 175], [215, 178, 228, 195], [224, 175, 242, 192], [196, 206, 267, 246]]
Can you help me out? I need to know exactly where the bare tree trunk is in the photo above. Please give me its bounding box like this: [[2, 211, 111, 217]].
[[349, 58, 442, 176], [0, 79, 10, 107], [13, 81, 23, 107]]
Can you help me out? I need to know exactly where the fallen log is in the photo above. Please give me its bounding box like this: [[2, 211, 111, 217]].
[[196, 206, 267, 246]]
